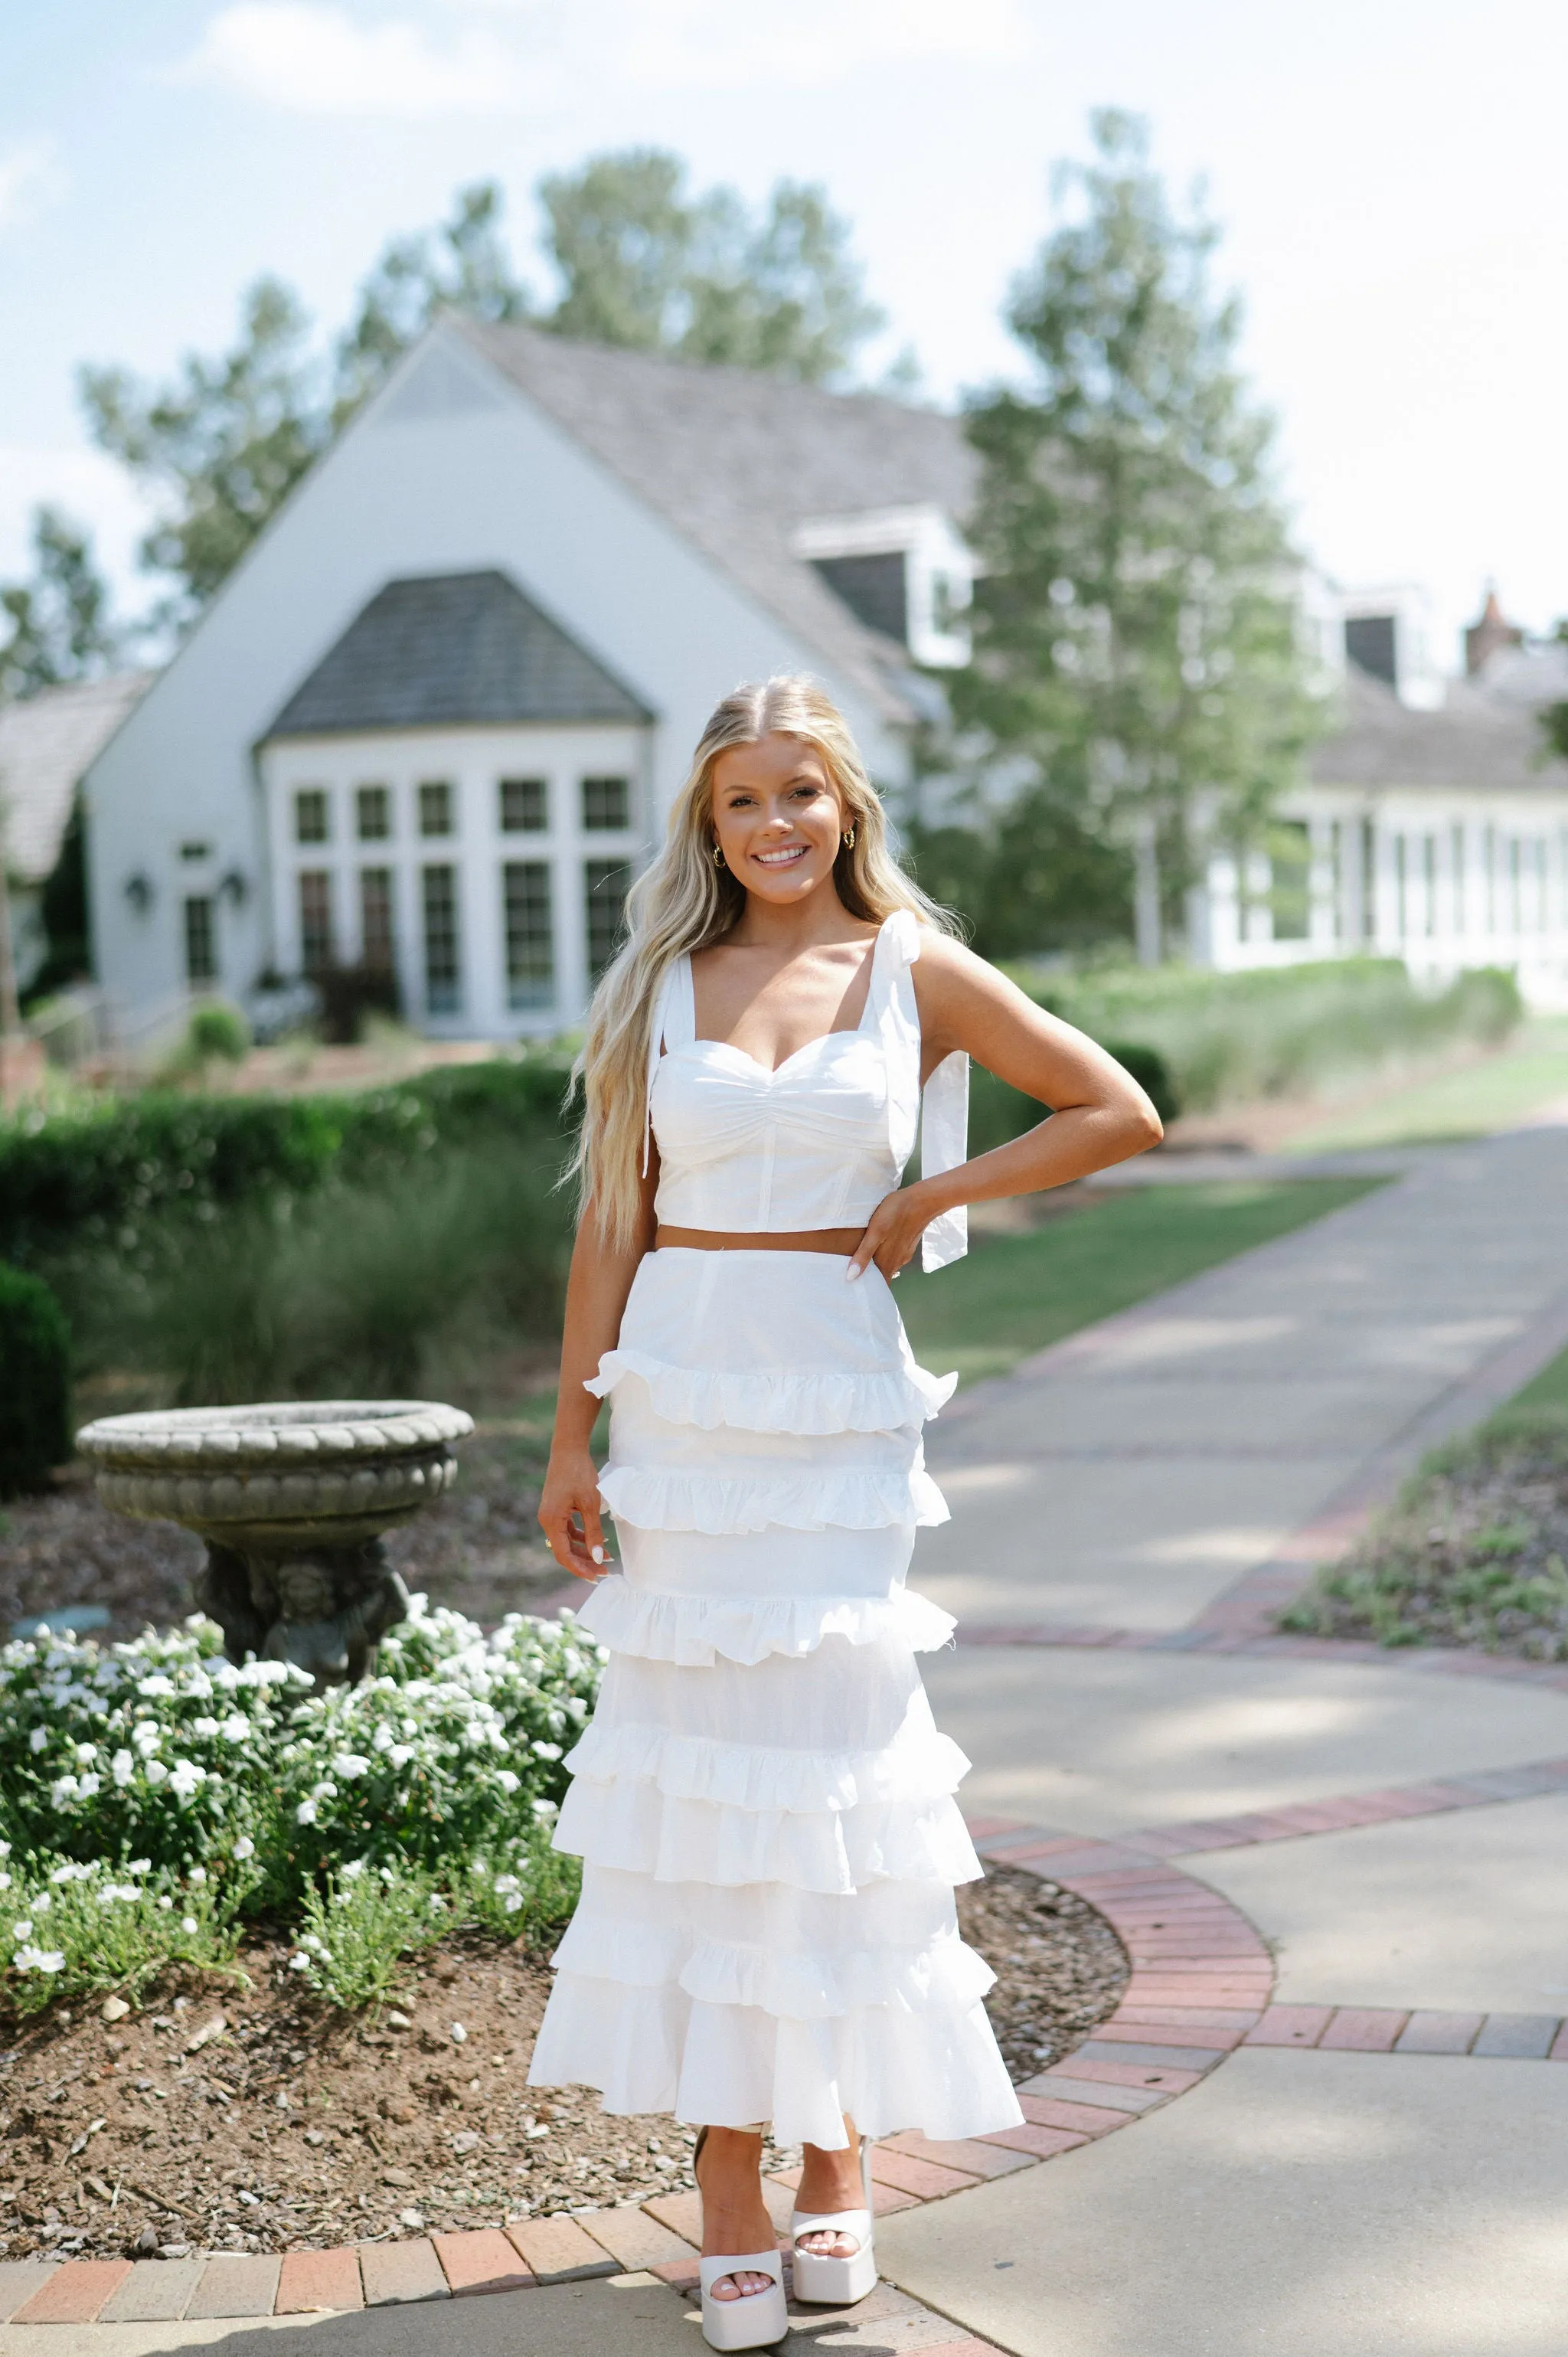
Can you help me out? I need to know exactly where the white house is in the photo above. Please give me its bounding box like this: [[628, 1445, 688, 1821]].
[[1191, 587, 1568, 1005], [0, 671, 151, 993], [80, 317, 977, 1042]]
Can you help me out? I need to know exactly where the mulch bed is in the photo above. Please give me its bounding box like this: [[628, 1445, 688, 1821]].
[[0, 1865, 1125, 2264], [1282, 1424, 1568, 1659]]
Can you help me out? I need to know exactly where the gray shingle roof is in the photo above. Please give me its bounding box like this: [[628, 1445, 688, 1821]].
[[455, 319, 977, 721], [0, 672, 155, 883], [1312, 665, 1568, 793], [263, 569, 652, 741]]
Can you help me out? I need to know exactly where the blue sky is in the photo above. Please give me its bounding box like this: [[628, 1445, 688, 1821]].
[[3, 0, 1566, 666]]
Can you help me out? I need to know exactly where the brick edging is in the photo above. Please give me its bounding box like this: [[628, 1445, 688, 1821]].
[[0, 1828, 1261, 2327]]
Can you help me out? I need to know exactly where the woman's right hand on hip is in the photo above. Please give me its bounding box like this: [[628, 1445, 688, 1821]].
[[538, 1450, 612, 1580]]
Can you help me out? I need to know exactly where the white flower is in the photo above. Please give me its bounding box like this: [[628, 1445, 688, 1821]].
[[332, 1753, 371, 1778], [288, 1951, 311, 1971], [188, 1865, 207, 1886], [339, 1859, 366, 1881], [74, 1742, 98, 1765], [0, 1875, 9, 1891], [138, 1676, 175, 1698], [12, 1918, 33, 1939], [111, 1751, 135, 1788], [168, 1760, 207, 1802], [310, 1780, 338, 1801], [191, 1716, 219, 1738], [295, 1800, 318, 1826], [77, 1773, 102, 1800], [495, 1770, 519, 1794], [133, 1725, 162, 1757], [388, 1745, 413, 1768], [181, 1917, 198, 1936], [0, 1841, 8, 1858], [144, 1760, 168, 1787], [157, 1895, 173, 1913], [128, 1858, 151, 1875], [50, 1776, 80, 1804], [504, 1893, 523, 1914], [531, 1798, 558, 1821], [493, 1875, 521, 1895], [13, 1947, 64, 1974], [232, 1836, 255, 1862], [28, 1727, 47, 1754], [220, 1716, 250, 1743], [372, 1724, 394, 1753], [33, 1894, 52, 1914]]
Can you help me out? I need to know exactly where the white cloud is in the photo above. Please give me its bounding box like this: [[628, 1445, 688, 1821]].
[[0, 139, 68, 237], [593, 0, 1034, 89], [170, 0, 1034, 119], [172, 2, 534, 119]]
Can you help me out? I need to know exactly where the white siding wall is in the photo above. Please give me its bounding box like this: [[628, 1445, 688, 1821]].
[[84, 325, 909, 1032]]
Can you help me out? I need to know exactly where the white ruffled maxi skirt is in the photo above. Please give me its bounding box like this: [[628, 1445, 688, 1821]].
[[528, 1248, 1024, 2150]]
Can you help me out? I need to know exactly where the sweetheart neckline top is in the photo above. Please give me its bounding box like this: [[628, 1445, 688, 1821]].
[[644, 912, 969, 1272]]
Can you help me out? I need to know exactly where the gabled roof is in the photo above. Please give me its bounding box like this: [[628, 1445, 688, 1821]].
[[1312, 665, 1568, 793], [263, 569, 652, 741], [454, 319, 977, 719], [0, 672, 156, 882]]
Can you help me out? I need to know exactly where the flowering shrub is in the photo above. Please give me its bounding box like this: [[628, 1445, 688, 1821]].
[[0, 1849, 249, 2015], [0, 1599, 603, 2010], [275, 1607, 595, 1890]]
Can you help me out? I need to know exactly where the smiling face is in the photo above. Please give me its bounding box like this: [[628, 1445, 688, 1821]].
[[708, 731, 848, 907]]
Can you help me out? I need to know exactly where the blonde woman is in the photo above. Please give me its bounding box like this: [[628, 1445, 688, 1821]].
[[533, 678, 1160, 2350]]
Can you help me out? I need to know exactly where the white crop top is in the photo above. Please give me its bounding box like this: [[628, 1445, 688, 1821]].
[[644, 910, 969, 1273]]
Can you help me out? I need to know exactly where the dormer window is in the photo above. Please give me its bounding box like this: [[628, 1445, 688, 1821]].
[[792, 505, 975, 668]]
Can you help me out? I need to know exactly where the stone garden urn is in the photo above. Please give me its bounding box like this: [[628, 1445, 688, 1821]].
[[76, 1401, 474, 1684]]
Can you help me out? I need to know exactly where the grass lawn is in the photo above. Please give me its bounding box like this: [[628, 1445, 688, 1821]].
[[1282, 1021, 1568, 1155], [1501, 1342, 1568, 1424], [895, 1176, 1384, 1388]]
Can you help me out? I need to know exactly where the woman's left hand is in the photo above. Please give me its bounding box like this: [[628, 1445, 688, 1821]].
[[845, 1185, 937, 1284]]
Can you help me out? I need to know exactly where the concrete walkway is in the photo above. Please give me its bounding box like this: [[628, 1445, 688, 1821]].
[[9, 1120, 1567, 2357], [877, 1115, 1568, 2354]]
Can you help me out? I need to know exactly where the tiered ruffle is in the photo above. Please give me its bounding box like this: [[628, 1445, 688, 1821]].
[[531, 1247, 1023, 2148]]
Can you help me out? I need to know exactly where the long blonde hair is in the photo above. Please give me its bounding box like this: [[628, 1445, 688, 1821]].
[[572, 674, 953, 1249]]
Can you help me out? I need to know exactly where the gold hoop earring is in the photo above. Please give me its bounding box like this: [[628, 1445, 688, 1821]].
[[842, 826, 856, 850], [711, 842, 726, 870]]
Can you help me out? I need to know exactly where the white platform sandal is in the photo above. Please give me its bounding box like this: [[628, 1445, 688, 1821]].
[[694, 2128, 789, 2352], [789, 2134, 878, 2307]]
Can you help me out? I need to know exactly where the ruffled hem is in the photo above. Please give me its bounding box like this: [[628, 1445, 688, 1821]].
[[576, 1576, 956, 1667], [585, 1347, 956, 1436], [553, 1780, 983, 1895], [598, 1461, 949, 1534], [563, 1715, 971, 1816], [551, 1912, 995, 2019], [527, 1978, 1025, 2148]]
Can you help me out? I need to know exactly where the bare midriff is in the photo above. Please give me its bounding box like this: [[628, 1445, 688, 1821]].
[[655, 1227, 864, 1255]]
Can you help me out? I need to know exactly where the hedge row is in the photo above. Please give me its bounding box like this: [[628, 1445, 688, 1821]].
[[0, 1056, 577, 1270]]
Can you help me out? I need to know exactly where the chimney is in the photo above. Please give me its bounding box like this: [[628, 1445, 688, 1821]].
[[1464, 585, 1523, 676]]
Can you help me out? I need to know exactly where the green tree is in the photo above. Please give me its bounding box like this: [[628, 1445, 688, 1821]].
[[334, 181, 531, 419], [540, 149, 882, 381], [80, 277, 327, 622], [0, 506, 121, 703], [79, 159, 884, 623], [956, 110, 1321, 960]]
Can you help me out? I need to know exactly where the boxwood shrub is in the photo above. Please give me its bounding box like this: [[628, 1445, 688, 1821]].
[[0, 1263, 70, 1497]]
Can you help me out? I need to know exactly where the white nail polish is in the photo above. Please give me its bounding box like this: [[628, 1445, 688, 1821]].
[[844, 1263, 861, 1282], [591, 1545, 605, 1564]]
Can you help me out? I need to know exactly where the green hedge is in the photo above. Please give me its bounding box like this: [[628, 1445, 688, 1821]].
[[1014, 959, 1522, 1113], [0, 1264, 71, 1496], [0, 1056, 577, 1272]]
